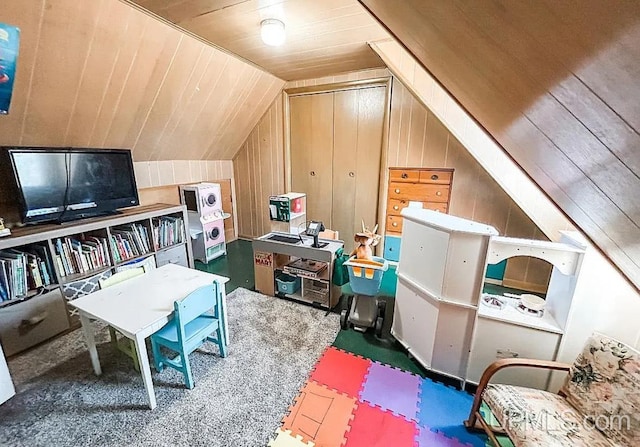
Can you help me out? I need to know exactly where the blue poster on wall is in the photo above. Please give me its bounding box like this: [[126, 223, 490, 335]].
[[0, 23, 20, 115]]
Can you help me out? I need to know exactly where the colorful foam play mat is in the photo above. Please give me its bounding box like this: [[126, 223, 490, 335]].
[[268, 347, 489, 447]]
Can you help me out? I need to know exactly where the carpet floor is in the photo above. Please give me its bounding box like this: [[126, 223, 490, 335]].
[[0, 288, 340, 447]]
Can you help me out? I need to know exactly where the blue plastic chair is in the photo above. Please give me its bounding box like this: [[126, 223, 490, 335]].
[[150, 281, 227, 389]]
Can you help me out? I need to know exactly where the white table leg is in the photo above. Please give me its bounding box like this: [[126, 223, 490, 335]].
[[133, 334, 156, 410], [79, 313, 102, 376]]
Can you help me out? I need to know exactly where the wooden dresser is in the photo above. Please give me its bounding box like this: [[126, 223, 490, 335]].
[[383, 167, 453, 261]]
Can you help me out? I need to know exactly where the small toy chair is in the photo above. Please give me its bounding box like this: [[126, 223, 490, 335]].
[[99, 267, 146, 371], [150, 281, 227, 389]]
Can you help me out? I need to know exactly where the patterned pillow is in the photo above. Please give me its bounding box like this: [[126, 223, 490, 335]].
[[61, 269, 113, 301], [561, 333, 640, 445]]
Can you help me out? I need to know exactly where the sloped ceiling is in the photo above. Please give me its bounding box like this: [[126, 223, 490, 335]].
[[359, 0, 640, 291], [0, 0, 284, 161], [126, 0, 389, 80]]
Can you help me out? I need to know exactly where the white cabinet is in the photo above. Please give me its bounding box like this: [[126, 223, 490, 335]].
[[391, 208, 585, 389], [391, 209, 498, 382], [467, 317, 561, 389]]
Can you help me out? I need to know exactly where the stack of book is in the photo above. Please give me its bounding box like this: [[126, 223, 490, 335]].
[[54, 236, 111, 277], [0, 245, 55, 301], [110, 223, 151, 263], [153, 216, 185, 249]]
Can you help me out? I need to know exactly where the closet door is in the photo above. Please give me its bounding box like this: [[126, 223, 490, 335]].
[[289, 86, 386, 250], [290, 92, 334, 228], [332, 87, 385, 251]]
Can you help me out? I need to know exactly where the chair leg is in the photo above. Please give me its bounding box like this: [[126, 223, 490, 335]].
[[151, 338, 164, 372], [217, 327, 227, 358], [129, 340, 140, 372], [181, 353, 194, 389], [108, 326, 118, 349]]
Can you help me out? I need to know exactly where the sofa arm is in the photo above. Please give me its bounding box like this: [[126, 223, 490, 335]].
[[464, 358, 572, 430]]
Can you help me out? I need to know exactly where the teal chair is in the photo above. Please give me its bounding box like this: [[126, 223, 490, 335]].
[[151, 281, 227, 389]]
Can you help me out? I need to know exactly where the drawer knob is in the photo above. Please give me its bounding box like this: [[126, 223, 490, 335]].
[[393, 205, 399, 210], [310, 171, 316, 176], [392, 222, 398, 227], [436, 191, 442, 196], [395, 188, 400, 194], [431, 174, 439, 180], [401, 173, 408, 179], [349, 171, 355, 177]]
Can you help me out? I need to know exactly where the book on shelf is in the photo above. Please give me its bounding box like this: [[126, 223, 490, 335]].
[[153, 216, 185, 249], [0, 244, 55, 302], [110, 223, 151, 262], [53, 235, 111, 277]]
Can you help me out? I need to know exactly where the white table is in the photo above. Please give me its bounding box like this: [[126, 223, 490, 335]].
[[70, 263, 230, 409]]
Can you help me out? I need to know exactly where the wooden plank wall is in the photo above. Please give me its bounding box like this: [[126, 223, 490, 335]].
[[0, 0, 283, 161], [138, 178, 236, 242], [388, 79, 551, 292], [359, 0, 640, 291], [233, 93, 285, 238]]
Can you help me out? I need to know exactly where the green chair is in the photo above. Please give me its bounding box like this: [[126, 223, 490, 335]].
[[99, 267, 146, 371], [151, 281, 227, 389]]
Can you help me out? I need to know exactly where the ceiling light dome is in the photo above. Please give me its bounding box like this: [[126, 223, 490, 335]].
[[261, 19, 285, 46]]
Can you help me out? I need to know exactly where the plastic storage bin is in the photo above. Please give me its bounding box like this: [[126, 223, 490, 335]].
[[276, 273, 301, 294], [344, 256, 388, 296]]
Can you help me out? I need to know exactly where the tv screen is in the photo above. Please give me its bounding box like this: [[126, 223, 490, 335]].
[[5, 147, 139, 224]]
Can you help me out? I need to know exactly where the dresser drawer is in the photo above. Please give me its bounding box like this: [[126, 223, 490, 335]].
[[388, 182, 450, 202], [386, 215, 403, 233], [0, 289, 70, 357], [419, 169, 453, 185], [383, 235, 401, 262], [387, 199, 448, 216], [156, 244, 188, 267], [389, 169, 420, 183], [422, 202, 448, 213]]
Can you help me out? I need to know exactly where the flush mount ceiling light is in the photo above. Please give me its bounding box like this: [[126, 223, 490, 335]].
[[261, 19, 285, 46]]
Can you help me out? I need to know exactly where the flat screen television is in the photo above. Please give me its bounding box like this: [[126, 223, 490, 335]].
[[4, 147, 139, 224]]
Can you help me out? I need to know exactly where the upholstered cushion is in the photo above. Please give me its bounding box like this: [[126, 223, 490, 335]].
[[484, 384, 613, 447], [560, 333, 640, 446]]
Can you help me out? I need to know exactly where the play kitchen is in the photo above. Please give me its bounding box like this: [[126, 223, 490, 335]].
[[254, 191, 345, 309]]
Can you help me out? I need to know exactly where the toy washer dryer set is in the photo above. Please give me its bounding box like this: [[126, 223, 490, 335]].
[[179, 183, 227, 263]]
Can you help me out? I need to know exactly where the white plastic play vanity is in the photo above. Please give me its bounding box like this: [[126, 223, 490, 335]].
[[391, 208, 585, 389]]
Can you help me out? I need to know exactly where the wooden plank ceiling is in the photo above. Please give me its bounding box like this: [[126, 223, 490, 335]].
[[128, 0, 389, 80], [0, 0, 284, 162], [359, 0, 640, 291]]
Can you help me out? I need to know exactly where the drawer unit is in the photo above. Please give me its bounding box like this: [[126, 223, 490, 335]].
[[383, 168, 453, 262], [388, 199, 448, 216], [386, 215, 404, 233], [383, 235, 401, 262], [0, 289, 70, 357], [388, 182, 449, 202], [156, 244, 188, 268]]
